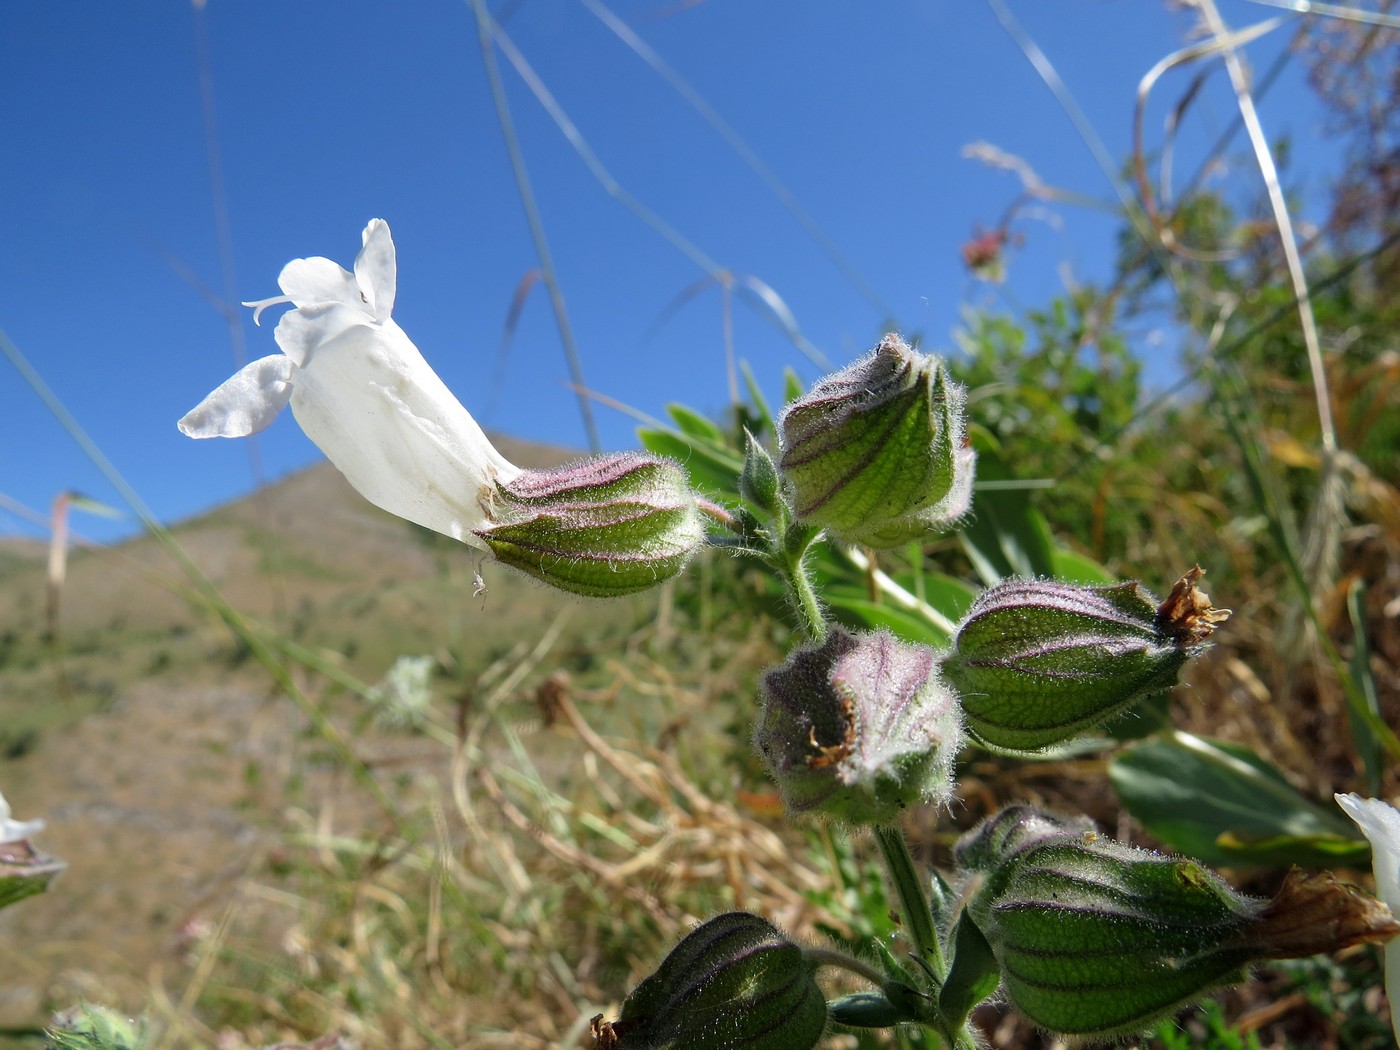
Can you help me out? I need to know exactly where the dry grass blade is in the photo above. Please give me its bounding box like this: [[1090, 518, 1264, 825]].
[[579, 0, 896, 322], [478, 7, 829, 370], [466, 0, 601, 452], [1132, 18, 1284, 260], [1192, 0, 1344, 602], [1246, 0, 1400, 27]]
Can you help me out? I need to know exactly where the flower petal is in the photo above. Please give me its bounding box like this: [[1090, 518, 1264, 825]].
[[274, 301, 372, 369], [0, 790, 45, 845], [1336, 792, 1400, 1042], [286, 320, 519, 548], [355, 218, 396, 323], [178, 355, 296, 438], [277, 255, 360, 312]]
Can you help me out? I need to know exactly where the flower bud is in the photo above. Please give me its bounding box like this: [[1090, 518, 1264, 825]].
[[475, 452, 704, 598], [777, 335, 972, 548], [739, 430, 780, 514], [955, 806, 1400, 1037], [943, 570, 1227, 752], [592, 912, 826, 1050], [754, 626, 961, 825]]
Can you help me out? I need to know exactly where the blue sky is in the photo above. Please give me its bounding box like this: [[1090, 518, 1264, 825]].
[[1, 1, 1339, 544]]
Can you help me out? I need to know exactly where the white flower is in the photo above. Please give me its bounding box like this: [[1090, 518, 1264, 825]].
[[367, 654, 436, 727], [179, 219, 520, 550], [0, 789, 45, 845], [1336, 792, 1400, 1040]]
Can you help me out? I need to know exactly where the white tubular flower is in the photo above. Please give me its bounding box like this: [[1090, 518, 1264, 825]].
[[1336, 792, 1400, 1040], [0, 789, 44, 845], [180, 219, 521, 549]]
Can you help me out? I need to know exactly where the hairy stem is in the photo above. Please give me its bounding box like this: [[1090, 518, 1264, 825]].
[[875, 824, 945, 981], [805, 947, 890, 988]]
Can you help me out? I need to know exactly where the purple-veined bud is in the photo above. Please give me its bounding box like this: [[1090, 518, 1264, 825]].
[[778, 335, 973, 548], [475, 452, 704, 598], [954, 805, 1400, 1037], [943, 568, 1229, 752], [754, 626, 961, 825], [591, 912, 827, 1050]]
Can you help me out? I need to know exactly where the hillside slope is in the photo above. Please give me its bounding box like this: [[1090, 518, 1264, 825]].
[[0, 438, 664, 1030]]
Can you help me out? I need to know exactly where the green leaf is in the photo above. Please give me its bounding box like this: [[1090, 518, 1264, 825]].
[[637, 428, 743, 497], [1104, 690, 1172, 741], [1345, 579, 1383, 796], [667, 403, 726, 445], [916, 571, 981, 623], [739, 360, 776, 437], [1049, 547, 1116, 585], [824, 590, 950, 647], [938, 912, 1001, 1026], [959, 450, 1056, 585], [783, 367, 805, 405], [1109, 731, 1368, 867]]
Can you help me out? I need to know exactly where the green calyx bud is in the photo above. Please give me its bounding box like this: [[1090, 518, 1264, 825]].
[[475, 452, 704, 598], [956, 806, 1261, 1036], [754, 626, 962, 825], [777, 334, 973, 548], [739, 430, 781, 514], [943, 569, 1229, 752], [592, 912, 827, 1050], [954, 806, 1400, 1037]]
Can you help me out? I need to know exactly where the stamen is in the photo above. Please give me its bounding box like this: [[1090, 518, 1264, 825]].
[[241, 295, 295, 326]]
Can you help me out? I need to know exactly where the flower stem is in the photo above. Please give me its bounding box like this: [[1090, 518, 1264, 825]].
[[805, 947, 889, 988], [778, 526, 827, 643], [786, 556, 827, 644], [875, 824, 945, 981], [697, 498, 740, 533]]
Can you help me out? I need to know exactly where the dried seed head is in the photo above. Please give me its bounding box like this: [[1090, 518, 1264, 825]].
[[754, 626, 961, 825]]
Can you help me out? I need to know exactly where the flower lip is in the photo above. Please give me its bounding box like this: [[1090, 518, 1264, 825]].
[[243, 218, 396, 327]]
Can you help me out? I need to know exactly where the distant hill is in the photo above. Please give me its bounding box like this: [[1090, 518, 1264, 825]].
[[0, 435, 662, 1030]]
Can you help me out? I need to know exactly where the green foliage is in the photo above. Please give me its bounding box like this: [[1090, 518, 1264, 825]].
[[44, 1005, 144, 1050], [1109, 732, 1369, 868], [1151, 998, 1262, 1050], [950, 292, 1149, 565], [1271, 950, 1395, 1050]]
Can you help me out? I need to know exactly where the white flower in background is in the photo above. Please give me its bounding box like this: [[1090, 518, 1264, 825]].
[[0, 789, 45, 845], [180, 219, 521, 550], [1336, 792, 1400, 1040], [367, 654, 436, 728]]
